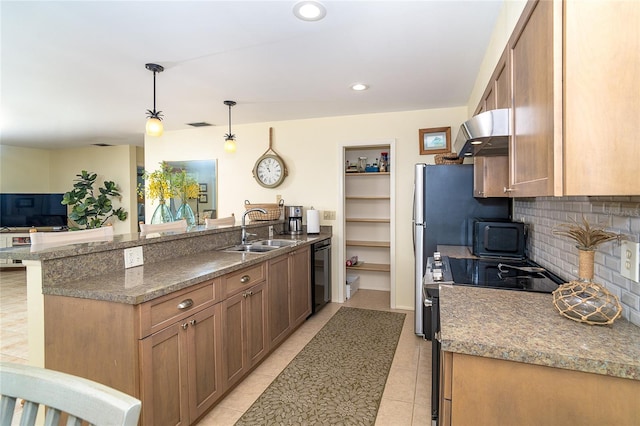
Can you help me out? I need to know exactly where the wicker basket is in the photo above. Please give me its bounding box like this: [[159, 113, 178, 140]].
[[244, 199, 284, 221], [434, 152, 464, 164]]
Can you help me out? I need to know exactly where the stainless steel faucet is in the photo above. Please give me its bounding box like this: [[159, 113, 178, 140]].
[[241, 208, 267, 245]]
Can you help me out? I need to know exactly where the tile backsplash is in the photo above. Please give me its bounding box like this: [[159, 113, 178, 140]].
[[514, 196, 640, 327]]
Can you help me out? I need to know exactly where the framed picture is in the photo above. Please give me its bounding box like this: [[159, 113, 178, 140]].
[[419, 127, 451, 155], [198, 194, 208, 204], [198, 183, 207, 193]]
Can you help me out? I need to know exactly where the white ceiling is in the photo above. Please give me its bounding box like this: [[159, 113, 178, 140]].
[[0, 0, 503, 149]]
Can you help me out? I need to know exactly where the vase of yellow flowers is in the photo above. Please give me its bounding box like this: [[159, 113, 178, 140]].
[[140, 162, 176, 224], [173, 169, 199, 226], [551, 216, 624, 325]]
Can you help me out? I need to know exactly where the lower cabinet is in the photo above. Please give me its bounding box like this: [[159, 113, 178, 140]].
[[266, 246, 311, 347], [289, 246, 311, 327], [440, 351, 640, 426], [139, 303, 223, 426], [222, 281, 268, 389], [44, 243, 317, 426]]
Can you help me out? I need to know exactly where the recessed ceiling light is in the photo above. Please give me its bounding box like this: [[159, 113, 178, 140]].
[[293, 1, 327, 21], [351, 83, 369, 91]]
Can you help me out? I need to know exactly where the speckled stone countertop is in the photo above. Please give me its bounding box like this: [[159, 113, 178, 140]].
[[439, 285, 640, 381], [39, 232, 330, 305]]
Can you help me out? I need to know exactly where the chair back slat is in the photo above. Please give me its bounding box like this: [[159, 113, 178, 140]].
[[0, 362, 141, 426], [139, 219, 188, 236], [205, 214, 235, 228]]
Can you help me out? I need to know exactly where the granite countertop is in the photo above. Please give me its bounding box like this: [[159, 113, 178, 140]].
[[439, 285, 640, 381], [42, 233, 330, 305]]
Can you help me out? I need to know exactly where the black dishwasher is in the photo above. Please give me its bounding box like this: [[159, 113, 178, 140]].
[[310, 238, 331, 315]]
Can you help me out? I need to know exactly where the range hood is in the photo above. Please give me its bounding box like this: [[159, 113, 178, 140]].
[[453, 108, 510, 157]]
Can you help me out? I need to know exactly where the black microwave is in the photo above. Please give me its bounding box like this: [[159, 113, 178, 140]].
[[472, 220, 526, 259]]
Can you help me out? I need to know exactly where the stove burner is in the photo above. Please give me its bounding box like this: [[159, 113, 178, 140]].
[[426, 256, 564, 294]]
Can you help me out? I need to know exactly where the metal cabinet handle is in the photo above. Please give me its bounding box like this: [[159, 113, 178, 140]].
[[240, 275, 250, 284], [503, 187, 513, 193], [242, 290, 254, 298], [177, 299, 194, 310], [189, 319, 196, 326], [182, 323, 189, 330]]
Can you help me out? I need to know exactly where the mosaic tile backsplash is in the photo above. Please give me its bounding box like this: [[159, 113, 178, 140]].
[[514, 196, 640, 327]]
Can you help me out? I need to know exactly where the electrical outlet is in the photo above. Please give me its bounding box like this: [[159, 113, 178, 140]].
[[620, 240, 640, 282], [124, 246, 144, 269], [323, 210, 336, 220]]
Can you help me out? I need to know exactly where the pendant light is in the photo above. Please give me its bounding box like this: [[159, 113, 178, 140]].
[[145, 63, 165, 137], [223, 100, 237, 153]]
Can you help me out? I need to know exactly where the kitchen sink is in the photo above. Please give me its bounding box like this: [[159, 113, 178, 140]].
[[223, 239, 299, 254], [251, 239, 298, 247], [224, 244, 278, 253]]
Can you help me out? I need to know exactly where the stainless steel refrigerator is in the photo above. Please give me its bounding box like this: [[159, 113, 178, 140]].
[[413, 164, 510, 336]]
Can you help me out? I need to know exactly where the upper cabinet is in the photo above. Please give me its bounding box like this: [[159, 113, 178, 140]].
[[477, 0, 639, 197]]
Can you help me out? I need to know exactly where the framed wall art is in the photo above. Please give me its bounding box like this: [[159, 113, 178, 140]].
[[419, 127, 451, 155], [198, 194, 208, 204]]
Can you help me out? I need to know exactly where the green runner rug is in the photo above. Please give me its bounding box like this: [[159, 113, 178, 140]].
[[235, 307, 406, 425]]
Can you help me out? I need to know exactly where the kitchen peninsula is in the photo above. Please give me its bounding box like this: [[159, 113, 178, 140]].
[[0, 222, 331, 425], [439, 285, 640, 426]]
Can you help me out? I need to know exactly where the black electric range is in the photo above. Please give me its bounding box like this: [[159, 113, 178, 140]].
[[423, 254, 565, 426]]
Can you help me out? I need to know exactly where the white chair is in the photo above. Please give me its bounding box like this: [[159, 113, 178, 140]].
[[0, 361, 141, 426], [29, 226, 114, 250], [205, 214, 235, 228], [139, 219, 188, 236]]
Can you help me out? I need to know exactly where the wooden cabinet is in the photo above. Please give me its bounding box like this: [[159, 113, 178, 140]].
[[440, 351, 640, 426], [222, 263, 268, 389], [267, 246, 311, 348], [344, 145, 392, 292], [473, 156, 509, 198], [475, 47, 510, 114], [267, 254, 291, 347], [289, 246, 311, 327], [139, 303, 223, 426], [44, 246, 312, 426], [505, 0, 639, 197]]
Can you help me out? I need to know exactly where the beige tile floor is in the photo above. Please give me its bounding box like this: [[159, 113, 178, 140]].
[[0, 268, 432, 425]]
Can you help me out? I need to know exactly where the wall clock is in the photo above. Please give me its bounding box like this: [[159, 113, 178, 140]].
[[252, 127, 288, 188]]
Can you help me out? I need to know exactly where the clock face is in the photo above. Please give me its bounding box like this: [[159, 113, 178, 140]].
[[253, 154, 286, 188]]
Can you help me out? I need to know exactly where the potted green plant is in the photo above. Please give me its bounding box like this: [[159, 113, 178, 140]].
[[61, 170, 128, 230]]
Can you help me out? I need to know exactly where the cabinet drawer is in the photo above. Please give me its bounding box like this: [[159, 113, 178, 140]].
[[223, 264, 265, 296], [139, 279, 219, 337]]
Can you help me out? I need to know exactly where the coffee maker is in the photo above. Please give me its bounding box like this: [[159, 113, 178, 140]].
[[284, 205, 303, 235]]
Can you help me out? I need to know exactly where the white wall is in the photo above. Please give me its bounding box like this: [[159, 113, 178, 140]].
[[0, 145, 138, 235], [145, 106, 468, 310]]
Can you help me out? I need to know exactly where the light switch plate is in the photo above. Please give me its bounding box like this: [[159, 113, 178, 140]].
[[124, 246, 144, 268], [620, 240, 639, 282]]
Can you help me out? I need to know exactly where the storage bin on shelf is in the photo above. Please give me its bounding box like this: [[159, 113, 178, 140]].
[[244, 199, 284, 221]]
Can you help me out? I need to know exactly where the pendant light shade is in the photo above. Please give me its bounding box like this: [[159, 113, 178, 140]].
[[145, 63, 164, 137], [223, 100, 237, 153]]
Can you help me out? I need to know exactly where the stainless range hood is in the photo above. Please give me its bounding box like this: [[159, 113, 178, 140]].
[[453, 108, 510, 157]]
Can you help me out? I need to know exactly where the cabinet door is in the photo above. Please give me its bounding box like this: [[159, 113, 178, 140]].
[[268, 254, 291, 347], [473, 157, 509, 198], [246, 281, 268, 367], [290, 246, 311, 327], [188, 304, 223, 421], [222, 291, 247, 389], [140, 322, 189, 426], [509, 0, 561, 197]]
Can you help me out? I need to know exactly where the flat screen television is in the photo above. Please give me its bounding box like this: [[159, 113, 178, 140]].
[[0, 193, 68, 228]]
